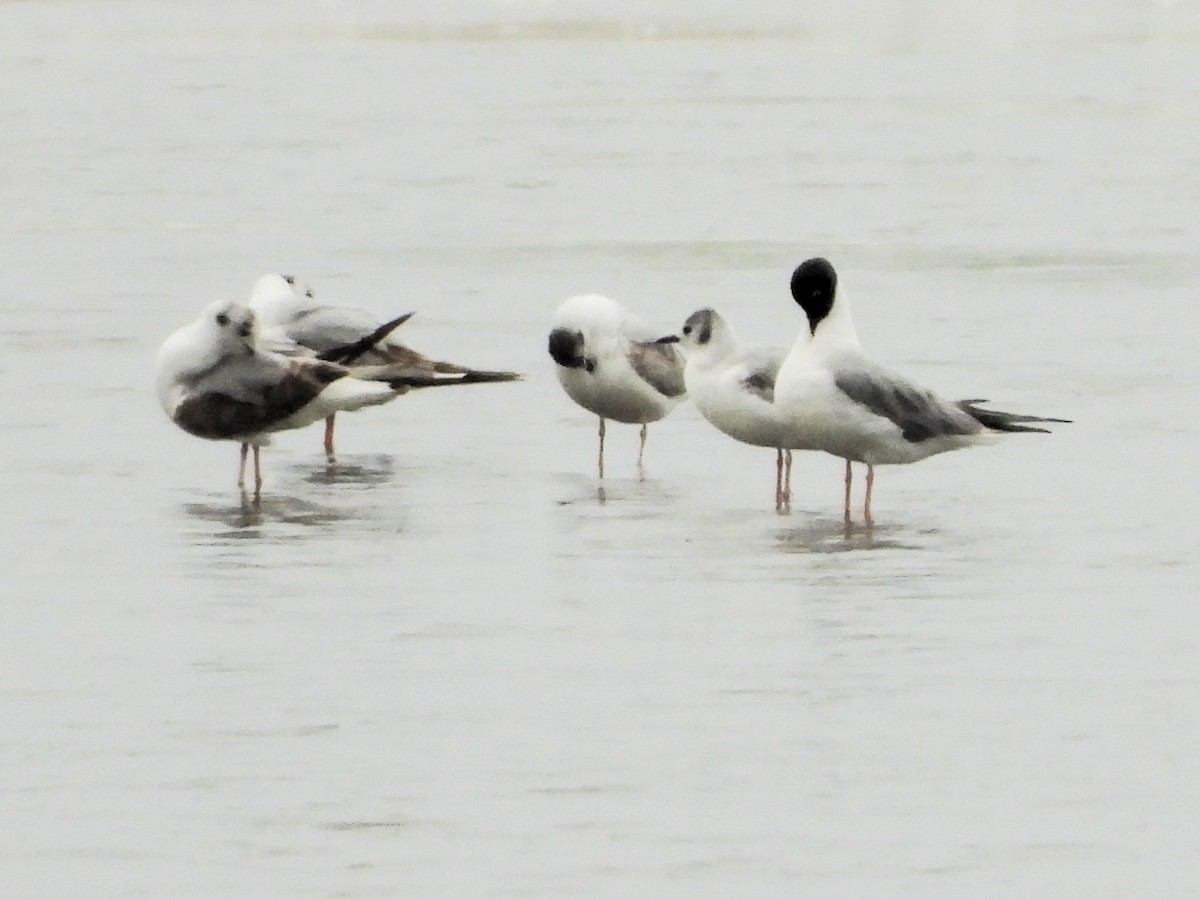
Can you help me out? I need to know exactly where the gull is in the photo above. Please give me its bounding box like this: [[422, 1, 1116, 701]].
[[156, 300, 512, 497], [250, 273, 521, 457], [775, 257, 1070, 525], [548, 293, 686, 477], [657, 308, 805, 511]]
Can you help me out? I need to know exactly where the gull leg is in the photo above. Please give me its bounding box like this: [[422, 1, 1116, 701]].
[[238, 443, 249, 489], [598, 417, 606, 479], [843, 459, 853, 524], [784, 449, 793, 511], [864, 464, 875, 527], [253, 445, 263, 499], [323, 414, 336, 459], [637, 424, 648, 477], [775, 448, 784, 511]]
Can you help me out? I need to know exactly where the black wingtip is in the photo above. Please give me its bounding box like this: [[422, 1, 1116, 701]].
[[385, 369, 523, 390], [957, 400, 1072, 433], [318, 311, 415, 364]]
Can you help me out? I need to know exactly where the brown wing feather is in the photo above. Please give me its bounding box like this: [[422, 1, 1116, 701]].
[[174, 360, 348, 439]]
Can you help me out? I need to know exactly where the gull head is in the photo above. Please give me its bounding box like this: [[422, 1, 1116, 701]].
[[789, 257, 838, 335], [249, 273, 316, 325], [658, 308, 735, 362], [548, 327, 595, 373], [204, 301, 259, 351]]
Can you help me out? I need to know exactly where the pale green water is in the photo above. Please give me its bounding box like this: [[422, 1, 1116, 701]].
[[2, 1, 1199, 896]]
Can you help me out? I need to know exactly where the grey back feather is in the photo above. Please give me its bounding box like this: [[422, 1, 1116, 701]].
[[286, 307, 398, 353], [834, 364, 978, 443], [738, 348, 785, 403], [628, 340, 687, 398]]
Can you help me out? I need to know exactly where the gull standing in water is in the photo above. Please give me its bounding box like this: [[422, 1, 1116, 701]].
[[657, 308, 807, 511], [775, 257, 1070, 525], [157, 301, 512, 497], [548, 293, 686, 477], [250, 273, 521, 457]]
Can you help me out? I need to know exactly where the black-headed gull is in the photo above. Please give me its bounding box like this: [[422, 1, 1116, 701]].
[[658, 308, 808, 511], [775, 257, 1069, 525], [548, 293, 686, 477], [250, 273, 521, 457], [157, 301, 512, 497]]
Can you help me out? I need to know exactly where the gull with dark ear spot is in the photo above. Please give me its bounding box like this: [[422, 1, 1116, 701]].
[[249, 274, 521, 458], [548, 293, 686, 478], [774, 257, 1070, 526], [157, 300, 516, 498], [662, 307, 816, 512]]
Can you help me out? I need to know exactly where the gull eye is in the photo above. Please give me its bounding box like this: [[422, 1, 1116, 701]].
[[682, 326, 692, 335], [215, 312, 230, 326], [284, 275, 295, 284]]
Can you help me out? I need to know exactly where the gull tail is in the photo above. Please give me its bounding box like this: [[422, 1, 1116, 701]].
[[385, 369, 523, 390], [351, 364, 522, 391], [957, 399, 1072, 434]]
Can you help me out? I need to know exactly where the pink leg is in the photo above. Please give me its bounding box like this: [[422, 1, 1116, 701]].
[[238, 443, 249, 489], [775, 448, 784, 510], [323, 414, 336, 458], [253, 445, 263, 498], [598, 417, 606, 479], [783, 450, 793, 511], [864, 464, 875, 527], [843, 459, 853, 524]]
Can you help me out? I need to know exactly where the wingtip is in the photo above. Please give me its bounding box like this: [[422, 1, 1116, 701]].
[[465, 369, 524, 383]]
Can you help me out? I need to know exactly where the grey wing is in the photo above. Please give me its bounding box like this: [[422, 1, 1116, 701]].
[[627, 341, 687, 398], [194, 353, 290, 404], [833, 362, 979, 442], [286, 306, 391, 353], [737, 347, 786, 403]]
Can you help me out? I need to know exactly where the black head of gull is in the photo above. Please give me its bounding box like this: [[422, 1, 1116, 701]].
[[789, 257, 838, 335]]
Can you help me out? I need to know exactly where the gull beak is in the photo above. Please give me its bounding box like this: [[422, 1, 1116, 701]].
[[655, 334, 680, 344]]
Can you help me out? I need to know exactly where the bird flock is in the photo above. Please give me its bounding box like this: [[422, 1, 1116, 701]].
[[547, 257, 1068, 524], [156, 273, 521, 495], [157, 257, 1068, 523]]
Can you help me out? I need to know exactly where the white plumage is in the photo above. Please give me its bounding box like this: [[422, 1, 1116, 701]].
[[548, 293, 686, 477]]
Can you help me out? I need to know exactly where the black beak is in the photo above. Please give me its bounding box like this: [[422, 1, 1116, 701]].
[[237, 323, 253, 338], [655, 335, 680, 344]]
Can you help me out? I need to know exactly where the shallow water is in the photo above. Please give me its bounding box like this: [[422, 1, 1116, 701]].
[[2, 1, 1199, 896]]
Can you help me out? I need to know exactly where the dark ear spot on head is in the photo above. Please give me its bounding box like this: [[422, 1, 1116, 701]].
[[697, 318, 713, 344], [548, 328, 587, 369]]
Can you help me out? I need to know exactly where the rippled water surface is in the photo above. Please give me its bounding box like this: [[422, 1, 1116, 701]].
[[3, 1, 1199, 896]]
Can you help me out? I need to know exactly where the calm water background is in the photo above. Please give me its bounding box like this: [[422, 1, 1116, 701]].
[[2, 1, 1199, 896]]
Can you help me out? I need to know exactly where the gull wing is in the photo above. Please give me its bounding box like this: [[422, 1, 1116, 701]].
[[833, 361, 978, 443], [628, 340, 687, 399]]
